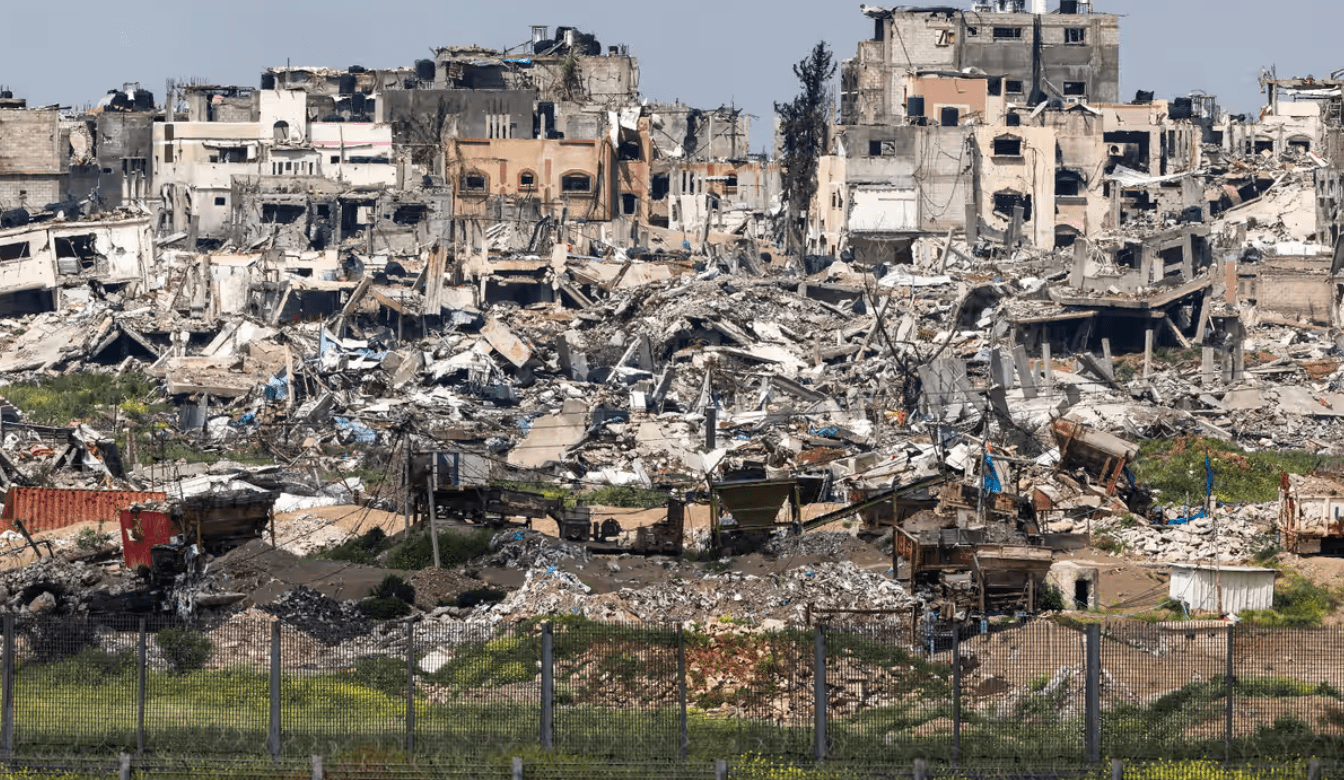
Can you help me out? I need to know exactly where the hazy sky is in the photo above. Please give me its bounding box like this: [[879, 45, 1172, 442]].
[[2, 0, 1331, 151]]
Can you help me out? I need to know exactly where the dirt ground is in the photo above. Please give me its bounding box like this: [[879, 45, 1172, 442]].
[[1056, 549, 1170, 611]]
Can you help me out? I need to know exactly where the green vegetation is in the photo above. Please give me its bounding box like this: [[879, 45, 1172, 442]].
[[494, 480, 669, 509], [358, 575, 416, 620], [154, 628, 213, 675], [73, 522, 113, 553], [1133, 436, 1344, 504], [387, 528, 493, 571], [316, 527, 391, 566], [2, 373, 161, 426], [1241, 571, 1340, 627]]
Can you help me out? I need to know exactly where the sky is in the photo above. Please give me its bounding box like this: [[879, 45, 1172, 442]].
[[1, 0, 1334, 152]]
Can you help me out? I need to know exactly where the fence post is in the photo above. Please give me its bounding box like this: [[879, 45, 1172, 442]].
[[540, 622, 553, 751], [1308, 757, 1322, 780], [813, 626, 826, 762], [951, 625, 961, 766], [311, 754, 323, 780], [715, 758, 727, 780], [269, 621, 281, 761], [677, 625, 688, 759], [1111, 758, 1124, 780], [912, 758, 928, 780], [2, 615, 13, 758], [512, 757, 523, 780], [1225, 622, 1235, 763], [1085, 623, 1101, 765], [137, 618, 147, 754], [119, 752, 131, 780], [405, 621, 415, 757]]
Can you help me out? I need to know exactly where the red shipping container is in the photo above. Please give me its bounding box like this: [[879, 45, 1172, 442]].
[[120, 508, 177, 570], [2, 487, 166, 534]]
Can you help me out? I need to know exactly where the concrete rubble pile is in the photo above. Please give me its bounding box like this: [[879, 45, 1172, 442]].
[[7, 7, 1344, 645]]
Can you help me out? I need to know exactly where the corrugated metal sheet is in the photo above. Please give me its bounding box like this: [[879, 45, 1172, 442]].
[[1169, 564, 1276, 615], [2, 487, 166, 534]]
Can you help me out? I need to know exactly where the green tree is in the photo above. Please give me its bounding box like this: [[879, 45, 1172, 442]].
[[775, 41, 836, 261]]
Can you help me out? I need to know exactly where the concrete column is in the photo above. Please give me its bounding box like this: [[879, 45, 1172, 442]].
[[1143, 328, 1154, 379], [1013, 346, 1038, 399], [1041, 341, 1054, 392]]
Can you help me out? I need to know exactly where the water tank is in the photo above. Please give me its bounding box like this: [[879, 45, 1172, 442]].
[[0, 209, 29, 229], [338, 74, 357, 95], [1133, 90, 1154, 104], [940, 106, 959, 127], [133, 89, 154, 111], [906, 96, 926, 118], [1060, 0, 1079, 13], [0, 91, 11, 99], [1170, 97, 1194, 121], [348, 65, 367, 74], [260, 73, 277, 90], [415, 59, 436, 82]]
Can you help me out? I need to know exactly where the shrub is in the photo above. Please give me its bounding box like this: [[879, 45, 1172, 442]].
[[387, 529, 491, 571], [75, 522, 114, 553], [1038, 584, 1066, 612], [155, 628, 213, 674], [317, 527, 388, 565], [358, 575, 416, 620], [371, 574, 415, 603], [23, 618, 98, 663], [358, 598, 412, 620]]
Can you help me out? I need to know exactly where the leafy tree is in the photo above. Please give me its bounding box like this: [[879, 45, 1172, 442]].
[[774, 42, 836, 261]]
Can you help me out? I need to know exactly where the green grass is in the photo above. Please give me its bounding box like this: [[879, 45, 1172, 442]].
[[1241, 571, 1340, 627], [1133, 436, 1344, 504], [1, 373, 161, 426]]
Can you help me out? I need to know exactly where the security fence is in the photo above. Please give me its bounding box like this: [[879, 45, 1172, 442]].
[[5, 613, 1344, 775]]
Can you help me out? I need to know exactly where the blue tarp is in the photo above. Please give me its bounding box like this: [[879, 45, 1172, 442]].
[[333, 416, 376, 444], [1166, 508, 1206, 526], [264, 375, 288, 402], [982, 453, 1002, 494]]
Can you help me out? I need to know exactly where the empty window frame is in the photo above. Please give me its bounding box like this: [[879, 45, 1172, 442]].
[[261, 204, 305, 224], [992, 135, 1023, 157], [993, 27, 1022, 39], [518, 170, 537, 190], [1064, 27, 1087, 44], [560, 172, 592, 193], [651, 173, 670, 201], [992, 191, 1032, 222], [621, 194, 637, 214], [214, 197, 226, 206], [1063, 82, 1087, 96], [0, 242, 30, 262], [936, 29, 956, 46], [1005, 80, 1025, 95], [392, 204, 429, 225], [461, 171, 488, 193]]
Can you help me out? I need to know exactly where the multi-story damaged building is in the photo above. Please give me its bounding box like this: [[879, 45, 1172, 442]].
[[154, 85, 400, 244], [842, 0, 1121, 126], [0, 94, 70, 214], [819, 2, 1221, 261]]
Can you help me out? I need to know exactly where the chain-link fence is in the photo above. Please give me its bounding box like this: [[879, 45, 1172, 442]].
[[7, 613, 1344, 774]]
